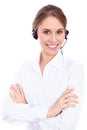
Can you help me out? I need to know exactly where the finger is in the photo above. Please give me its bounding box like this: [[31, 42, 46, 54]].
[[65, 98, 79, 104], [9, 92, 17, 102], [64, 102, 76, 108], [64, 93, 79, 99], [64, 99, 79, 109], [15, 84, 27, 103], [15, 83, 25, 96], [16, 83, 24, 96], [63, 88, 75, 95], [10, 86, 20, 98], [20, 87, 25, 97], [10, 85, 17, 95], [11, 84, 21, 95]]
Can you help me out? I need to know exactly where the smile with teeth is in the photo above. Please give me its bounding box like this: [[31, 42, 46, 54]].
[[46, 44, 58, 49]]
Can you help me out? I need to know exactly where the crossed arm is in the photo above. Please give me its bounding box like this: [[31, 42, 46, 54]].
[[9, 83, 79, 118]]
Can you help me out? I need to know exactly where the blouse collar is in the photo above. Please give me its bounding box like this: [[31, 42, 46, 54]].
[[32, 49, 64, 72]]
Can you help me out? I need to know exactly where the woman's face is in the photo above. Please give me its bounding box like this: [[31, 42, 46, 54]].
[[37, 16, 65, 57]]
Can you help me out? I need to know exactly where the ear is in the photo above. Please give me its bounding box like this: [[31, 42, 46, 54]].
[[32, 29, 38, 40]]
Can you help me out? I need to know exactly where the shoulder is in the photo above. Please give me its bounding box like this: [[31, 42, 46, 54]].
[[13, 59, 36, 84], [18, 59, 35, 72], [63, 56, 84, 72], [21, 59, 33, 68]]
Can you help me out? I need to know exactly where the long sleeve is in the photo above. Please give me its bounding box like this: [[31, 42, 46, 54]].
[[1, 54, 85, 130], [1, 94, 48, 124], [56, 62, 84, 130], [1, 62, 48, 124]]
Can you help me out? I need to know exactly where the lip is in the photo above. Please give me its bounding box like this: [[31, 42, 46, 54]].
[[46, 44, 58, 50]]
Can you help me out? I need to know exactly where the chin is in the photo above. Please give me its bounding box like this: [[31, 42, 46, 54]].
[[47, 50, 58, 57]]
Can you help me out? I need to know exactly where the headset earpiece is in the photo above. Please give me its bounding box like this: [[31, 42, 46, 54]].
[[65, 30, 69, 39], [32, 29, 38, 40]]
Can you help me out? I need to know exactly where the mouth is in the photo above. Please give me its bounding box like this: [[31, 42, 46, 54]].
[[46, 44, 59, 50]]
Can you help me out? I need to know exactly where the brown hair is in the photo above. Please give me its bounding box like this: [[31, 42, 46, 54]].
[[32, 4, 67, 30]]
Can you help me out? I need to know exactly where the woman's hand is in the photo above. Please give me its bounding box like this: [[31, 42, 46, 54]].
[[9, 83, 27, 104], [47, 88, 79, 118]]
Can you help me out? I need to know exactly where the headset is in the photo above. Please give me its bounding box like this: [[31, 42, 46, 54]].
[[32, 29, 38, 40], [65, 30, 69, 40], [32, 29, 69, 40]]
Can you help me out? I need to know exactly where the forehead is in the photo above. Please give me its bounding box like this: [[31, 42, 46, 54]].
[[38, 16, 64, 29]]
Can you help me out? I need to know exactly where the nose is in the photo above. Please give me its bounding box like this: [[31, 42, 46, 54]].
[[49, 33, 58, 43]]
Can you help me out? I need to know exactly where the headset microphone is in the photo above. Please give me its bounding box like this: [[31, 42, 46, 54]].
[[60, 29, 69, 54]]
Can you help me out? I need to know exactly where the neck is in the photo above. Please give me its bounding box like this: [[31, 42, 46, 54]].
[[39, 52, 57, 73]]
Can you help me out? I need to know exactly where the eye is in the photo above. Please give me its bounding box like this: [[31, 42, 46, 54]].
[[57, 30, 64, 35], [43, 30, 50, 34]]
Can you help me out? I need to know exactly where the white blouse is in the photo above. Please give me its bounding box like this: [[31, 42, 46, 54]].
[[1, 50, 84, 130]]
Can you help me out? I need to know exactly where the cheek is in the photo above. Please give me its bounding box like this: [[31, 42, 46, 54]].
[[58, 36, 65, 47], [38, 34, 49, 44], [60, 35, 65, 43]]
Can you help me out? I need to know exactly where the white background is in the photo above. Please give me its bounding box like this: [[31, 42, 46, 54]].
[[0, 0, 87, 129]]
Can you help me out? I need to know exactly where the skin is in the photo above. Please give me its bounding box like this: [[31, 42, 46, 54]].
[[9, 16, 79, 118], [37, 16, 66, 72], [9, 84, 27, 104]]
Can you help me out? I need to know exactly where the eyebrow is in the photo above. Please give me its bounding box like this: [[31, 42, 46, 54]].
[[42, 28, 50, 31], [42, 28, 64, 30], [42, 28, 65, 31]]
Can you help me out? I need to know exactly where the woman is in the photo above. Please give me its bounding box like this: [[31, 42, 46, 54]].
[[1, 4, 84, 130]]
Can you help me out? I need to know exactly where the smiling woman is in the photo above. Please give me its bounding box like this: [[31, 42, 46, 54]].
[[1, 4, 84, 130], [37, 16, 66, 73]]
